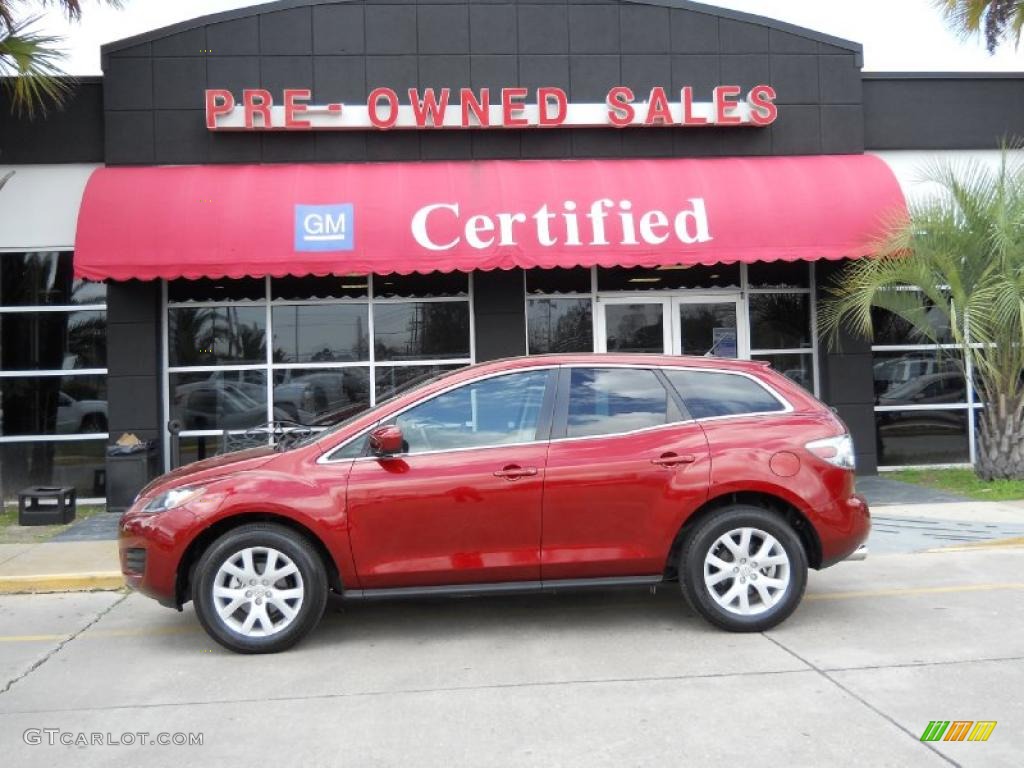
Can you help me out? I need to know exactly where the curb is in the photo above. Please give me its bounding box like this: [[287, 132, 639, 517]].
[[0, 572, 125, 595], [926, 536, 1024, 554]]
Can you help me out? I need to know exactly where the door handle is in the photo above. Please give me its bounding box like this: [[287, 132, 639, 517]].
[[651, 452, 697, 467], [494, 465, 539, 480]]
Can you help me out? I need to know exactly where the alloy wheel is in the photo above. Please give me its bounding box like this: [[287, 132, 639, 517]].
[[702, 527, 791, 616], [211, 546, 305, 637]]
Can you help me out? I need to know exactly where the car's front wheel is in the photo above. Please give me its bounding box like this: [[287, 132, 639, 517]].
[[193, 523, 328, 653], [680, 505, 808, 632]]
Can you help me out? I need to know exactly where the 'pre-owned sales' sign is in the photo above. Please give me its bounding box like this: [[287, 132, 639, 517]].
[[205, 85, 778, 131]]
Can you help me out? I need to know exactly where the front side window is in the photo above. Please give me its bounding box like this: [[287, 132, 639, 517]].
[[395, 370, 550, 454], [566, 368, 669, 438], [666, 370, 784, 419]]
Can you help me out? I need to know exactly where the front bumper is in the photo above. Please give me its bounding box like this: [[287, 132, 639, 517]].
[[119, 505, 199, 608]]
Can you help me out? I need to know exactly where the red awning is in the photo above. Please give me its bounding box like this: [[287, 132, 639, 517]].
[[74, 155, 905, 281]]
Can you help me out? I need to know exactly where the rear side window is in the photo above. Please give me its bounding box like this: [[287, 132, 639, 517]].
[[567, 368, 668, 438], [665, 370, 785, 419]]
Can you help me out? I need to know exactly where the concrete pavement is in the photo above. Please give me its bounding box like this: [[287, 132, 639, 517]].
[[0, 545, 1022, 767]]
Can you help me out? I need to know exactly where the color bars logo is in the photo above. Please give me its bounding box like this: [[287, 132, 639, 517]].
[[920, 721, 997, 742]]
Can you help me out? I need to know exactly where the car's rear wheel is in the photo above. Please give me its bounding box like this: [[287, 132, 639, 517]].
[[680, 505, 807, 632], [193, 523, 327, 653]]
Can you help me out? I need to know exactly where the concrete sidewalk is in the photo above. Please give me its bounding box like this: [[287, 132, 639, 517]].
[[0, 541, 122, 594], [0, 497, 1020, 596]]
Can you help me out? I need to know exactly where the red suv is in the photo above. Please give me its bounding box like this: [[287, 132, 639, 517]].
[[120, 355, 869, 653]]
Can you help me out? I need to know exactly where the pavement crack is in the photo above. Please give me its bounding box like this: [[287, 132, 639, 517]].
[[762, 633, 961, 768], [0, 592, 128, 697]]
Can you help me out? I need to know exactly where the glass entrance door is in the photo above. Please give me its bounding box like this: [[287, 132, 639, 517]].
[[597, 295, 746, 358]]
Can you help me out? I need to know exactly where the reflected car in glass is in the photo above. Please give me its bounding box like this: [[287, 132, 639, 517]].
[[120, 354, 870, 653]]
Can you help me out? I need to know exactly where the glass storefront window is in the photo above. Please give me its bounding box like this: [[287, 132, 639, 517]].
[[373, 272, 469, 298], [169, 370, 272, 432], [0, 374, 108, 436], [272, 275, 369, 300], [373, 302, 470, 361], [375, 364, 463, 402], [0, 310, 107, 370], [0, 252, 106, 306], [271, 304, 369, 363], [168, 306, 267, 366], [0, 440, 108, 498], [753, 353, 814, 392], [167, 277, 265, 303], [748, 294, 811, 350], [272, 367, 370, 424], [872, 299, 953, 346], [872, 350, 965, 405], [527, 298, 593, 353], [526, 267, 592, 295], [876, 409, 970, 466], [598, 264, 740, 291], [747, 261, 809, 289]]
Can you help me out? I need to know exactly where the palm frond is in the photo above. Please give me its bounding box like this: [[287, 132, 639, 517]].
[[0, 16, 69, 117]]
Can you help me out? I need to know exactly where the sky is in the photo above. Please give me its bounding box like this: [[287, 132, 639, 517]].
[[19, 0, 1024, 75]]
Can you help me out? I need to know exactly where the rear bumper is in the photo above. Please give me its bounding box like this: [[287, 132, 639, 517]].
[[845, 543, 869, 561], [816, 492, 871, 568]]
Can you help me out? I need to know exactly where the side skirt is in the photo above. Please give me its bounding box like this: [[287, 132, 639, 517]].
[[342, 575, 664, 601]]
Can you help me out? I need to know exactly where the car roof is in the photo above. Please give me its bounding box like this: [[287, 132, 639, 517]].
[[463, 353, 772, 374]]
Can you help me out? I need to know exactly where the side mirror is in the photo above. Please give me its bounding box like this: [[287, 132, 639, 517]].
[[369, 425, 404, 457]]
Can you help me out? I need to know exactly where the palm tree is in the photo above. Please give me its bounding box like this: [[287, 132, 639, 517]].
[[821, 150, 1024, 480], [934, 0, 1024, 52], [1, 1, 122, 117]]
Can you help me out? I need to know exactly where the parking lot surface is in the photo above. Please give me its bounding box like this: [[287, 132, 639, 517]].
[[1, 545, 1021, 767]]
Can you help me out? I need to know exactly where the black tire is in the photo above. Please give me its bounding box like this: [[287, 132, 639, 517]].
[[192, 523, 328, 654], [679, 505, 807, 632]]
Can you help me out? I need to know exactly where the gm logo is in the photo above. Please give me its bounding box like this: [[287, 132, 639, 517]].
[[295, 204, 354, 252]]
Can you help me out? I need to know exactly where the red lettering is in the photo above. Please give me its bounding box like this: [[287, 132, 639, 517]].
[[644, 87, 673, 126], [680, 87, 708, 125], [242, 89, 273, 129], [501, 87, 529, 127], [537, 87, 567, 127], [713, 85, 743, 125], [368, 87, 399, 129], [748, 84, 778, 126], [461, 88, 490, 127], [205, 89, 235, 130], [606, 86, 635, 127], [284, 88, 312, 129], [409, 88, 450, 128]]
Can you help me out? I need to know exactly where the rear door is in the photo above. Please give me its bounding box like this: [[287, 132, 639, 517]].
[[541, 366, 711, 580]]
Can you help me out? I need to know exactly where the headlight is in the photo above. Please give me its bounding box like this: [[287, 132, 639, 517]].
[[805, 434, 856, 470], [142, 486, 206, 513]]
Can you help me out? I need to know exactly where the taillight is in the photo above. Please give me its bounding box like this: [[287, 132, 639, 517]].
[[805, 434, 856, 470]]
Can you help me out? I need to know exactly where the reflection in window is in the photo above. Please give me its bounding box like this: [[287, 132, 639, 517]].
[[527, 299, 593, 353], [169, 371, 277, 431], [598, 264, 740, 291], [0, 375, 108, 436], [271, 304, 369, 363], [604, 304, 664, 354], [567, 368, 668, 437], [872, 351, 964, 404], [0, 310, 107, 370], [272, 367, 370, 425], [0, 252, 106, 306], [753, 354, 813, 392], [748, 294, 810, 350], [665, 370, 784, 419], [0, 440, 107, 497], [168, 306, 267, 366], [395, 370, 549, 453], [876, 409, 969, 465], [375, 365, 463, 402], [373, 302, 470, 361], [871, 296, 953, 345]]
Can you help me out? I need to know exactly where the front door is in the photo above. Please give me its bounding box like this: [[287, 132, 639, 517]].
[[346, 369, 555, 589], [596, 295, 746, 358]]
